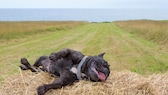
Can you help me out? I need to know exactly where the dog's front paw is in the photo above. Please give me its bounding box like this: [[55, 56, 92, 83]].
[[37, 85, 46, 95], [49, 54, 56, 61]]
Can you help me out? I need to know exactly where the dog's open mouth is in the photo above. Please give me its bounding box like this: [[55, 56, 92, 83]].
[[91, 63, 106, 81]]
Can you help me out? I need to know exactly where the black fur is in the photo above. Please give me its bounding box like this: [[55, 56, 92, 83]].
[[20, 48, 110, 95]]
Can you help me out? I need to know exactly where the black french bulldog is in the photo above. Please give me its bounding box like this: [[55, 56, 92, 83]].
[[19, 48, 110, 95]]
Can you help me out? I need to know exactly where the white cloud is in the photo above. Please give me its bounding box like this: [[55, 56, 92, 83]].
[[0, 0, 167, 9]]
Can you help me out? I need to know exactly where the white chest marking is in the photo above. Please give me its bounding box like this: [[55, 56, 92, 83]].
[[70, 66, 87, 78], [70, 67, 77, 74]]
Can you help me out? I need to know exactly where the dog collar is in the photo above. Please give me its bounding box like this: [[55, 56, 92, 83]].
[[77, 56, 88, 80]]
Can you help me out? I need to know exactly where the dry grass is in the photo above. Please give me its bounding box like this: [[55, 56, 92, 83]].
[[114, 20, 168, 46], [1, 69, 168, 95], [0, 21, 86, 40]]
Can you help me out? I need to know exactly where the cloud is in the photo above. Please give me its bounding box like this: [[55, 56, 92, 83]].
[[0, 0, 167, 9]]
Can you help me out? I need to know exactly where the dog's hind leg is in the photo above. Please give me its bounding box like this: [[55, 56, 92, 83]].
[[33, 56, 49, 67], [20, 58, 39, 72], [33, 56, 51, 72]]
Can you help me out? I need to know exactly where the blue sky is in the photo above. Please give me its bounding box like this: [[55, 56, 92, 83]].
[[0, 0, 167, 9]]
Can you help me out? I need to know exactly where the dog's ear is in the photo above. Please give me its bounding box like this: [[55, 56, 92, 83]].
[[98, 52, 105, 58]]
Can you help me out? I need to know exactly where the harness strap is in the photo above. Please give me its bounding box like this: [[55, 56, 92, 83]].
[[77, 56, 88, 80]]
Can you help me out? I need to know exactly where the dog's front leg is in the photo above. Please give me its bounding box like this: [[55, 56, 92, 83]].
[[37, 70, 76, 95], [49, 48, 71, 61], [37, 78, 62, 95]]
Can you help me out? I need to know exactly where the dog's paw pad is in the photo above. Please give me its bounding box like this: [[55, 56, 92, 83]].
[[19, 65, 28, 70]]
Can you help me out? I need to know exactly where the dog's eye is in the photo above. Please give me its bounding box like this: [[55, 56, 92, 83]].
[[102, 64, 107, 68], [95, 62, 102, 67], [102, 63, 110, 68], [97, 63, 102, 67]]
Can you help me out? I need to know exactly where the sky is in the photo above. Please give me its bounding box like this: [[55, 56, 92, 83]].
[[0, 0, 167, 9]]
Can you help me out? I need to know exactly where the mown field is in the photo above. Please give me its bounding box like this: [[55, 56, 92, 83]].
[[0, 21, 86, 78], [0, 20, 168, 95], [0, 20, 168, 78]]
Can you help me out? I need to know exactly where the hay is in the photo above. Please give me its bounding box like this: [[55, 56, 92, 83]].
[[0, 70, 168, 95]]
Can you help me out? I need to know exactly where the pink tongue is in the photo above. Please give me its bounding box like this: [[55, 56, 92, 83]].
[[98, 72, 106, 81]]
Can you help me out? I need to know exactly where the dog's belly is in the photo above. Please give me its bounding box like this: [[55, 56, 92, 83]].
[[41, 59, 51, 72]]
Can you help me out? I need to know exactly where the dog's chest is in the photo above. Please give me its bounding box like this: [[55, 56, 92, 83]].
[[70, 66, 78, 74], [70, 66, 86, 78]]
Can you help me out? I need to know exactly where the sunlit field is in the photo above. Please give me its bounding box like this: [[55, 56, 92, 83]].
[[0, 21, 168, 95]]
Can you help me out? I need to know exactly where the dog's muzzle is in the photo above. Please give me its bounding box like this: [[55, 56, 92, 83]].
[[91, 63, 107, 81]]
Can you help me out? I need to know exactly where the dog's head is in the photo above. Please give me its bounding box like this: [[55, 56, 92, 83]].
[[87, 53, 110, 82]]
